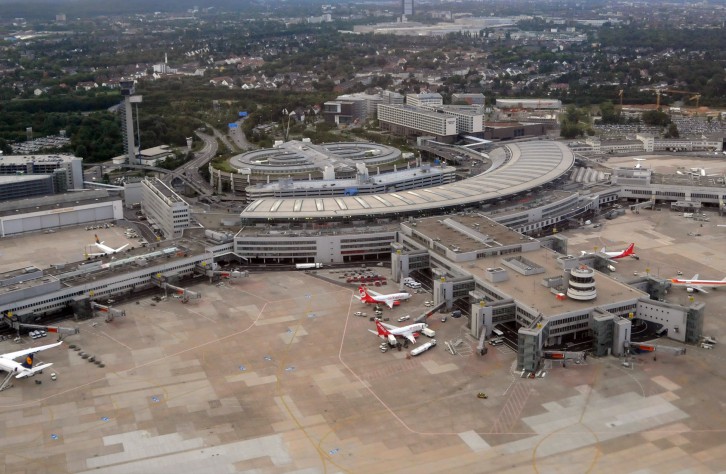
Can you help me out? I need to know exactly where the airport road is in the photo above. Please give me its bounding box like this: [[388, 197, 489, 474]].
[[2, 260, 726, 472]]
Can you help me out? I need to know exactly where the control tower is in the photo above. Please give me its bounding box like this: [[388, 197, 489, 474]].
[[120, 80, 142, 165]]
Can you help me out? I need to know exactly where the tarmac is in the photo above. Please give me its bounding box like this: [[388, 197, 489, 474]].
[[1, 211, 726, 472]]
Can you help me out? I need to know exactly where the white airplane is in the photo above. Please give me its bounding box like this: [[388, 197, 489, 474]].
[[369, 319, 427, 345], [581, 243, 636, 261], [0, 341, 63, 380], [355, 285, 411, 309], [633, 158, 646, 169], [670, 274, 726, 293], [86, 234, 129, 257]]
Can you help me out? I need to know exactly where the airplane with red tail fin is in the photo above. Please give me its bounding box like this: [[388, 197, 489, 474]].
[[368, 319, 427, 344], [355, 285, 410, 308], [670, 274, 726, 293], [581, 243, 636, 261]]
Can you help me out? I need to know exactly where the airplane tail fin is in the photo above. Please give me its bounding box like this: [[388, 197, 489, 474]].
[[94, 234, 101, 244], [21, 353, 35, 369], [375, 320, 389, 337], [624, 243, 635, 255]]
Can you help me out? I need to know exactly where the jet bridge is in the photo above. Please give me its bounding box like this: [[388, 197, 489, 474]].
[[194, 263, 249, 283], [90, 302, 126, 322], [151, 274, 201, 303], [2, 313, 80, 339]]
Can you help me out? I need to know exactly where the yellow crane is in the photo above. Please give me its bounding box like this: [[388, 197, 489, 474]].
[[655, 88, 702, 110]]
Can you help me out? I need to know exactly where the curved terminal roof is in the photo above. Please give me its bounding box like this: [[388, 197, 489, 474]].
[[240, 141, 575, 221]]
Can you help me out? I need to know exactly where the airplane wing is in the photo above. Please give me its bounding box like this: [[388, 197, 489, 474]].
[[116, 244, 130, 252], [85, 251, 106, 257], [378, 321, 397, 331], [692, 285, 708, 294], [364, 288, 381, 299], [692, 274, 699, 281], [1, 341, 63, 361], [404, 332, 417, 344], [385, 300, 395, 309]]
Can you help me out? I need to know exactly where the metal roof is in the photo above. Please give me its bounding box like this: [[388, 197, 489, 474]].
[[240, 141, 575, 221]]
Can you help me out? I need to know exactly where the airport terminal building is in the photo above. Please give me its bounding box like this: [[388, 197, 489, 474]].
[[0, 138, 719, 371]]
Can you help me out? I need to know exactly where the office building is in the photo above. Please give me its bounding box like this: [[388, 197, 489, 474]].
[[323, 91, 404, 126], [378, 104, 458, 141], [141, 178, 190, 239], [405, 92, 443, 107]]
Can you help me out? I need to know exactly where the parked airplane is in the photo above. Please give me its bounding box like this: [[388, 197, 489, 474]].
[[581, 243, 636, 260], [0, 341, 63, 380], [369, 319, 427, 344], [87, 234, 129, 257], [670, 274, 726, 293], [355, 285, 411, 308]]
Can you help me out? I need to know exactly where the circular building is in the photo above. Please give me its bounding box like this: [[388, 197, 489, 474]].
[[567, 265, 597, 301], [228, 140, 402, 178]]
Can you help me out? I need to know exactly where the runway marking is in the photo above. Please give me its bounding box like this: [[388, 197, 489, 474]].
[[490, 382, 532, 435], [187, 309, 215, 323], [98, 331, 133, 351]]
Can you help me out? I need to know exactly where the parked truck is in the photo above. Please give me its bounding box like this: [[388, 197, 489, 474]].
[[410, 339, 437, 356], [421, 327, 436, 338]]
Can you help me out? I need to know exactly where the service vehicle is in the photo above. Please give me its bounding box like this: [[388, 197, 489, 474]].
[[410, 339, 436, 356]]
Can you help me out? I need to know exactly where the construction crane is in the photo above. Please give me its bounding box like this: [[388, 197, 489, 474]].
[[90, 302, 126, 322], [654, 88, 701, 110]]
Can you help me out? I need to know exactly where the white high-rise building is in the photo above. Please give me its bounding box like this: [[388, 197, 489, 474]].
[[141, 178, 190, 239]]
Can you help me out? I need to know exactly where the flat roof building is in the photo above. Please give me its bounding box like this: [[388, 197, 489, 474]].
[[0, 154, 83, 191], [378, 104, 458, 140], [496, 98, 562, 110], [141, 178, 190, 239], [452, 93, 485, 105], [406, 92, 443, 107]]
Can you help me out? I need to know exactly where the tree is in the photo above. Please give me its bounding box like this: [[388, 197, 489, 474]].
[[641, 110, 670, 126], [665, 123, 679, 138], [0, 138, 11, 155]]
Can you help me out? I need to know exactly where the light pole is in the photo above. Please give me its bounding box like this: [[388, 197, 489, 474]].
[[283, 108, 296, 141]]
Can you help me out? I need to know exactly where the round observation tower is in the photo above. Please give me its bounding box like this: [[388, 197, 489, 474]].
[[566, 265, 597, 301]]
